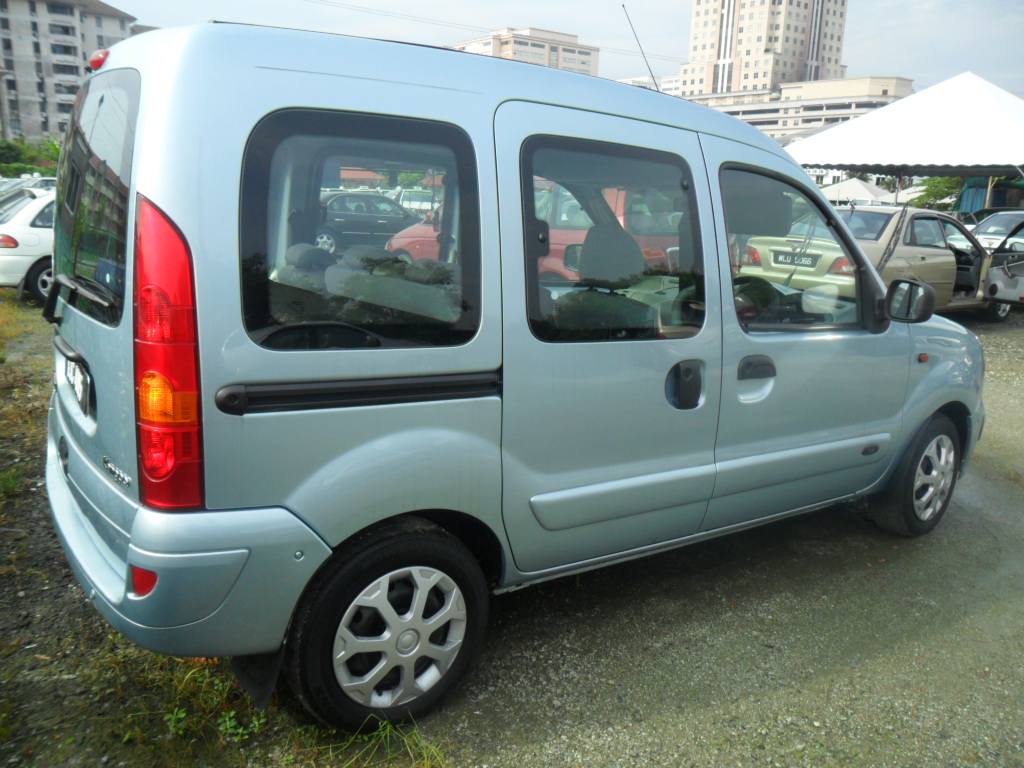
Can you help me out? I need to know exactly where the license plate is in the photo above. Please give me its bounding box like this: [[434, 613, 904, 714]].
[[774, 250, 820, 268], [65, 358, 91, 416]]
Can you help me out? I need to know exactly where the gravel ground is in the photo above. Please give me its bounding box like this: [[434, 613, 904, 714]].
[[2, 303, 1023, 767]]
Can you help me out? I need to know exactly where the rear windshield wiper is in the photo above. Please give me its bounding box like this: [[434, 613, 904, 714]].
[[43, 273, 116, 325]]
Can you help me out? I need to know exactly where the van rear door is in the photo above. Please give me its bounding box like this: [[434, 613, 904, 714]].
[[49, 68, 142, 550], [984, 222, 1024, 304]]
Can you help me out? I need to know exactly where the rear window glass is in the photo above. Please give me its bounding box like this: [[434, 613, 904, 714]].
[[55, 68, 140, 325], [836, 209, 893, 240], [240, 109, 480, 350], [0, 192, 37, 223]]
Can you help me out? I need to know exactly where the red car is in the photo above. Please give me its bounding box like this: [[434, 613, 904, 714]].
[[387, 182, 678, 278]]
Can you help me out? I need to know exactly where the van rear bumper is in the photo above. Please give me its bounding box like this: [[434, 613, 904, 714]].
[[46, 408, 332, 658]]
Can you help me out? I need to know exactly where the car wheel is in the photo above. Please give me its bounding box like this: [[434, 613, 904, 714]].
[[26, 258, 53, 303], [314, 229, 338, 254], [869, 413, 959, 537], [982, 301, 1012, 322], [285, 517, 488, 731]]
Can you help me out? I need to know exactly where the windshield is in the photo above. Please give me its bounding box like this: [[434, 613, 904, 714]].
[[836, 209, 894, 240], [976, 212, 1024, 236]]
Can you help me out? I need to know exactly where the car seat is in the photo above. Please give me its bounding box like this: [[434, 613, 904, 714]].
[[548, 224, 658, 340]]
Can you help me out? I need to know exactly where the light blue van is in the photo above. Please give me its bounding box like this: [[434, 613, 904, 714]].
[[43, 23, 1006, 730]]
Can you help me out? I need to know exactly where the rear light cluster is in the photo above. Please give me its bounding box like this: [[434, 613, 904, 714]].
[[0, 235, 18, 248], [741, 245, 762, 267], [827, 256, 855, 275], [134, 196, 203, 509]]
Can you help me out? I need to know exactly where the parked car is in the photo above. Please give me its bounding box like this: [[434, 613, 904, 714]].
[[957, 206, 1021, 228], [390, 187, 440, 214], [741, 203, 1017, 321], [314, 191, 420, 254], [0, 188, 55, 301], [44, 22, 1023, 733], [970, 210, 1024, 252]]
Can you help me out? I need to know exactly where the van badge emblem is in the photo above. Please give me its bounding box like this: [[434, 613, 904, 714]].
[[102, 457, 132, 487]]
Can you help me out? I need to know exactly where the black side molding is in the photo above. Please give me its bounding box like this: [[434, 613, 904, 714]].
[[215, 371, 502, 415]]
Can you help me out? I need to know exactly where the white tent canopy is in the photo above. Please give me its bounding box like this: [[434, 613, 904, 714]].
[[786, 72, 1024, 178], [819, 177, 887, 203]]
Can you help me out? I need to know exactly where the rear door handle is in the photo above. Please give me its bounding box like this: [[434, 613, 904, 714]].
[[665, 360, 703, 410], [738, 355, 776, 380]]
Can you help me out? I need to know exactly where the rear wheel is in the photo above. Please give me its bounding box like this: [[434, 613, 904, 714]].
[[982, 301, 1012, 322], [869, 413, 960, 537], [314, 229, 338, 254], [25, 258, 53, 302], [285, 518, 488, 731]]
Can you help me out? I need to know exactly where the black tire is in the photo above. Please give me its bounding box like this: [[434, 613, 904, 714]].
[[869, 413, 960, 537], [982, 301, 1012, 322], [285, 517, 488, 731], [25, 257, 53, 303], [314, 229, 338, 255]]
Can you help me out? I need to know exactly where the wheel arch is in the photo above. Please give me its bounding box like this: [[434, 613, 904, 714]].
[[935, 400, 972, 470]]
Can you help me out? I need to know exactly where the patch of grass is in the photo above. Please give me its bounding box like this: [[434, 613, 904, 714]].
[[0, 465, 25, 499]]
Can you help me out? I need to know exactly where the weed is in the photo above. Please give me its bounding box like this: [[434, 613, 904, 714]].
[[0, 466, 25, 498]]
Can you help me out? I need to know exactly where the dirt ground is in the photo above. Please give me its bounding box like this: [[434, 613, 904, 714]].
[[1, 296, 1023, 767]]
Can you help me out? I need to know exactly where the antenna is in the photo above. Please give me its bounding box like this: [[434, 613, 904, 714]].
[[622, 4, 661, 93]]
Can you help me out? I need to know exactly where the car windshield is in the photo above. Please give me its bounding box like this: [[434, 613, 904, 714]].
[[975, 212, 1024, 236], [837, 209, 894, 240]]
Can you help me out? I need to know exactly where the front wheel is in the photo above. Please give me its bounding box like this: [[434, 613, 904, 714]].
[[285, 518, 488, 731], [869, 413, 960, 537]]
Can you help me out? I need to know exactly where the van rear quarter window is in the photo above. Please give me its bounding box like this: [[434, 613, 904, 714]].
[[240, 110, 480, 350], [55, 68, 140, 325]]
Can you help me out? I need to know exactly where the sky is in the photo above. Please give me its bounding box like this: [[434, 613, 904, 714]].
[[110, 0, 1024, 98]]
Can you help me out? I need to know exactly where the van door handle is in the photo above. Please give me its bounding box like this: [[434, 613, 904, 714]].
[[665, 360, 703, 410], [738, 355, 776, 380]]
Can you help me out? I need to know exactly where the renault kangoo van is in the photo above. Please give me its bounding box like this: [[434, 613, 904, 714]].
[[45, 23, 1016, 730]]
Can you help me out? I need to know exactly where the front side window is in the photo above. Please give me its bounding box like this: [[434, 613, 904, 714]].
[[906, 217, 946, 248], [722, 168, 861, 329], [522, 136, 703, 343], [240, 110, 479, 350]]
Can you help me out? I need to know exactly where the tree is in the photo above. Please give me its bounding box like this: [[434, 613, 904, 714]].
[[0, 140, 24, 165], [909, 177, 962, 211]]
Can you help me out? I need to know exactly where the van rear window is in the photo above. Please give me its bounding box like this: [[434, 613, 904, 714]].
[[240, 109, 480, 350], [54, 68, 140, 325]]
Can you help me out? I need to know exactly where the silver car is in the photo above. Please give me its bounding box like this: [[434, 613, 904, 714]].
[[43, 23, 1022, 732]]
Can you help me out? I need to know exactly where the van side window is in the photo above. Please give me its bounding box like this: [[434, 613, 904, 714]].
[[240, 110, 480, 350], [721, 169, 861, 330], [521, 136, 704, 343]]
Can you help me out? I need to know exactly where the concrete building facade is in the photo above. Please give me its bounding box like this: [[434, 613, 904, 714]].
[[0, 0, 134, 141], [680, 0, 849, 98], [452, 28, 599, 77], [693, 75, 913, 143]]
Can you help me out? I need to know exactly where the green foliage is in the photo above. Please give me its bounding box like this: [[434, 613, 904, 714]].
[[0, 163, 53, 178], [0, 140, 23, 165], [910, 177, 963, 211]]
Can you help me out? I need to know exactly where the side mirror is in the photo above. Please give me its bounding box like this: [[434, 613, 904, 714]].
[[885, 279, 936, 323]]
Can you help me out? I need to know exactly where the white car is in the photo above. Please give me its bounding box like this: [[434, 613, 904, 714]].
[[0, 188, 56, 301], [971, 210, 1024, 252]]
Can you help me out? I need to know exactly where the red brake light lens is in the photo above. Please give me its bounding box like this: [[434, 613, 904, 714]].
[[0, 235, 18, 248], [741, 245, 762, 266], [134, 196, 203, 510]]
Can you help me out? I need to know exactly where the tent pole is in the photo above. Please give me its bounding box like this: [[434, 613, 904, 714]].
[[985, 176, 997, 208]]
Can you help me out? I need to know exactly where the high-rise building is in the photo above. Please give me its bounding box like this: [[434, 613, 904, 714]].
[[451, 28, 599, 77], [0, 0, 136, 141], [679, 0, 849, 98]]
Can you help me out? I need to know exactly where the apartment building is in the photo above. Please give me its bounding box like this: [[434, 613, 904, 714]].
[[0, 0, 135, 140], [452, 28, 599, 77], [680, 0, 848, 97]]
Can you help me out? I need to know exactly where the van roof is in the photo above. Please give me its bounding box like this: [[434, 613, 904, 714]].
[[100, 21, 793, 164]]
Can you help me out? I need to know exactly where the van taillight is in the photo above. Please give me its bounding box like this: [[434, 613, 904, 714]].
[[134, 196, 203, 510]]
